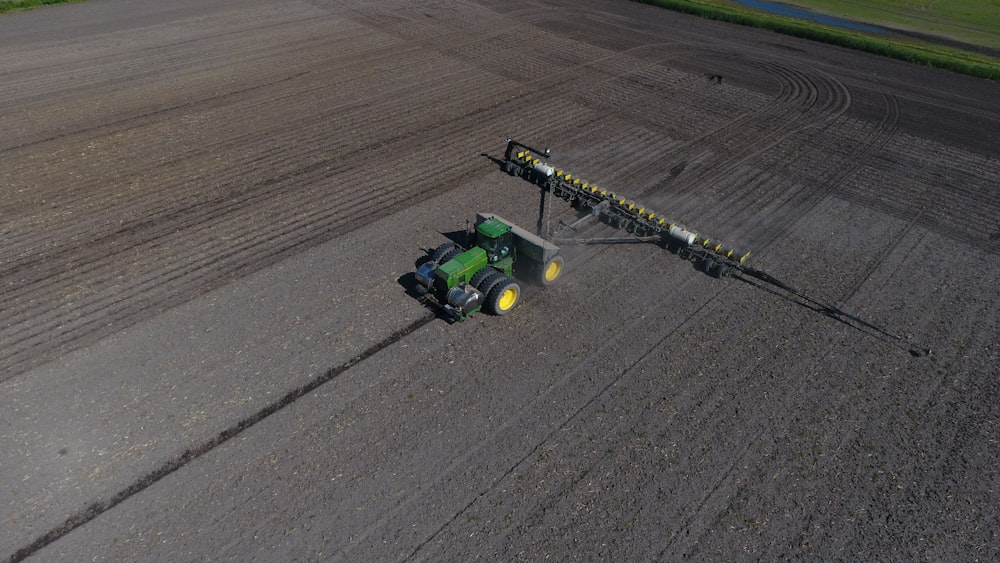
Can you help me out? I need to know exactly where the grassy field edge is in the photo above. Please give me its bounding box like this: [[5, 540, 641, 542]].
[[634, 0, 1000, 81], [0, 0, 87, 15]]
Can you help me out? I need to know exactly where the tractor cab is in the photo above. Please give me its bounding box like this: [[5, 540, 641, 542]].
[[475, 217, 514, 263]]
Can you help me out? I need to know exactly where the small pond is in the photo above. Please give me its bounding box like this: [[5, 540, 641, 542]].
[[733, 0, 885, 33]]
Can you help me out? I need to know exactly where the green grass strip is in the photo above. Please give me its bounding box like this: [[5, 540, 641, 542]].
[[772, 0, 1000, 50], [634, 0, 1000, 81], [0, 0, 88, 15]]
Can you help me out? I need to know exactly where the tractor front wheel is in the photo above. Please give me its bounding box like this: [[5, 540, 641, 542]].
[[478, 271, 508, 301], [487, 278, 521, 316], [470, 267, 501, 290]]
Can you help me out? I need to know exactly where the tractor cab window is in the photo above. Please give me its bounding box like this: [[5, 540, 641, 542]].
[[476, 219, 513, 263], [478, 232, 512, 262]]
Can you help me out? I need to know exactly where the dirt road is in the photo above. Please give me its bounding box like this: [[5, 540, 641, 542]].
[[2, 0, 998, 560]]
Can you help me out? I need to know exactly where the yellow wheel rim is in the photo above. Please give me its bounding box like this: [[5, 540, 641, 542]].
[[498, 286, 518, 310], [544, 260, 562, 282]]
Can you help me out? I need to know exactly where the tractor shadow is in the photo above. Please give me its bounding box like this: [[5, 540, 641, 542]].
[[397, 271, 457, 323], [440, 228, 472, 247]]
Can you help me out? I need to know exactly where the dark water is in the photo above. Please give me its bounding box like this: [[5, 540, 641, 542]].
[[734, 0, 885, 33]]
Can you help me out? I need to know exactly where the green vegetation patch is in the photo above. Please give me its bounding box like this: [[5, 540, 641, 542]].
[[774, 0, 1000, 50], [0, 0, 88, 15], [634, 0, 1000, 81]]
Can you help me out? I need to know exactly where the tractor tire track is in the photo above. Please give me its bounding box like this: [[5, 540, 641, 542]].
[[660, 56, 846, 209], [748, 90, 901, 256], [7, 313, 434, 563]]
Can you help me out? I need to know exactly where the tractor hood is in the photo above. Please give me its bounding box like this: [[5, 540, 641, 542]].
[[435, 246, 487, 289]]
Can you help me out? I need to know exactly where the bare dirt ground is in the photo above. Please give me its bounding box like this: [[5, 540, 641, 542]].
[[1, 0, 998, 560]]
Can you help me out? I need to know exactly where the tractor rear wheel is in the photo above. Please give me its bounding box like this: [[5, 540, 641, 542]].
[[487, 278, 521, 315], [539, 254, 564, 286]]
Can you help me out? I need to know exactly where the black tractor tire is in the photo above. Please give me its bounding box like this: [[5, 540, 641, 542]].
[[486, 277, 521, 316], [701, 257, 717, 275], [470, 267, 501, 290], [440, 247, 463, 263], [430, 242, 457, 263], [478, 271, 508, 300], [538, 254, 564, 286]]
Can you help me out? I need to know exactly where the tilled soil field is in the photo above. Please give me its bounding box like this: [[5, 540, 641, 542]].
[[1, 0, 998, 560]]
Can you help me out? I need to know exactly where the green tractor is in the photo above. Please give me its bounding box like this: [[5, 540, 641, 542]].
[[414, 212, 564, 320]]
